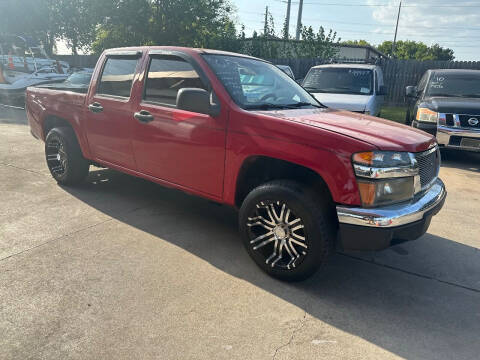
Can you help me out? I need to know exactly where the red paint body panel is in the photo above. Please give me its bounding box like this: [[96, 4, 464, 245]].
[[26, 46, 436, 208]]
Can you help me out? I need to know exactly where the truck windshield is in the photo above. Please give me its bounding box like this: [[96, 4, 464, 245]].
[[202, 54, 321, 110], [303, 68, 373, 95], [427, 73, 480, 98]]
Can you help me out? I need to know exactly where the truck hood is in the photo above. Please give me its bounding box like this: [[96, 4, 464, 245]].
[[310, 93, 370, 112], [256, 107, 436, 153], [422, 96, 480, 115]]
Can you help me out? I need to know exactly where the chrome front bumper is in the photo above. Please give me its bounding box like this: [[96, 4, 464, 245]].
[[437, 125, 480, 152], [336, 178, 446, 228]]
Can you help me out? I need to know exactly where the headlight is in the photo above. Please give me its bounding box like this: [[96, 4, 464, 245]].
[[353, 151, 412, 168], [416, 108, 438, 123], [353, 151, 417, 207], [357, 178, 414, 208]]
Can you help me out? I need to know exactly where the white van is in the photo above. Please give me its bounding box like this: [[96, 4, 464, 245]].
[[302, 64, 386, 116]]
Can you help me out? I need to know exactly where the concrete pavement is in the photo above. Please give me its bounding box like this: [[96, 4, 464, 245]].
[[1, 107, 479, 359]]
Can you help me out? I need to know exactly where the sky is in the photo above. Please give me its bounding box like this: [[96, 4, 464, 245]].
[[232, 0, 480, 60], [57, 0, 480, 60]]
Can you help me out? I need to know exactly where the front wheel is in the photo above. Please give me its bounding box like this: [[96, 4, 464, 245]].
[[239, 180, 335, 282], [45, 127, 90, 185]]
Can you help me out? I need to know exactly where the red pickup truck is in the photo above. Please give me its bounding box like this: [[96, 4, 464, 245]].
[[26, 47, 446, 281]]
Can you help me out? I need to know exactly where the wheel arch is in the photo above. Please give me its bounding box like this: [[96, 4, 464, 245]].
[[42, 115, 91, 160], [234, 155, 335, 210]]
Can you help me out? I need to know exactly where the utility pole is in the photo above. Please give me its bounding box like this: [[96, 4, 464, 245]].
[[285, 0, 292, 39], [295, 0, 304, 40], [264, 6, 269, 36], [391, 1, 402, 58]]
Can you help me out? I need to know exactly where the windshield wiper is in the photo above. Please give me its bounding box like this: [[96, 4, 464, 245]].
[[283, 101, 322, 108], [244, 102, 321, 110], [244, 103, 292, 110]]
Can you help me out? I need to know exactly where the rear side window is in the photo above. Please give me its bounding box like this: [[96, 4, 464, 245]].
[[97, 58, 138, 98], [144, 56, 206, 106]]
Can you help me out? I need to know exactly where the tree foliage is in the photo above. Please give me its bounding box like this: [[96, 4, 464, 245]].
[[342, 39, 372, 47], [92, 0, 241, 54], [242, 24, 340, 60], [377, 40, 454, 60]]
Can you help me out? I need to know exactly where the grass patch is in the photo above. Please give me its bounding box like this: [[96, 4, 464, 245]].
[[380, 106, 407, 124]]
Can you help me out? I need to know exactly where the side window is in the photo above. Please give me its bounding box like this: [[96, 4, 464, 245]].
[[417, 72, 429, 93], [97, 57, 138, 98], [144, 56, 206, 106]]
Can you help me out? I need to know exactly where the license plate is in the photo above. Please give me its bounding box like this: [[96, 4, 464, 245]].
[[461, 138, 480, 149]]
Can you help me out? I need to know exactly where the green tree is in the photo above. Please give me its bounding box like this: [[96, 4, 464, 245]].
[[295, 26, 340, 59], [377, 40, 454, 60], [50, 0, 103, 54], [91, 0, 240, 54], [342, 40, 371, 47], [0, 0, 58, 55]]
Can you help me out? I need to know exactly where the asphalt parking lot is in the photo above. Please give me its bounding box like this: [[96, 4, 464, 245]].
[[1, 106, 480, 360]]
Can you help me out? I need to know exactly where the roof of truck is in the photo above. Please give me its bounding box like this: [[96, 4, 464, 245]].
[[104, 46, 264, 61], [429, 69, 480, 75], [311, 63, 379, 70]]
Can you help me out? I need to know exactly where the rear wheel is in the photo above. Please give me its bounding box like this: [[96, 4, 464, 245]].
[[239, 180, 335, 282], [45, 127, 89, 185]]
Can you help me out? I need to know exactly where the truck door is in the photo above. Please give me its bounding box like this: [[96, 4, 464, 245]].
[[131, 50, 226, 198], [85, 51, 142, 170]]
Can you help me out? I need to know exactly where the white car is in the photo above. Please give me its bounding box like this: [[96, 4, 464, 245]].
[[302, 63, 386, 116]]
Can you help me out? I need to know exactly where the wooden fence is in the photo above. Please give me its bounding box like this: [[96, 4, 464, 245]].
[[56, 55, 480, 106], [53, 55, 99, 69]]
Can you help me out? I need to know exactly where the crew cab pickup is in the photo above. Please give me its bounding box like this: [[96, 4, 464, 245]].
[[406, 69, 480, 152], [26, 47, 446, 281]]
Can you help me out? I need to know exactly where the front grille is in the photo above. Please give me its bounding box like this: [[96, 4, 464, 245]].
[[458, 115, 480, 129], [445, 114, 454, 126], [415, 147, 440, 190]]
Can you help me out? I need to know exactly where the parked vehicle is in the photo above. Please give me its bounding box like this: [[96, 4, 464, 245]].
[[0, 35, 69, 80], [302, 64, 386, 116], [406, 69, 480, 152], [276, 64, 295, 79], [0, 35, 70, 105], [26, 47, 446, 281], [36, 68, 94, 93]]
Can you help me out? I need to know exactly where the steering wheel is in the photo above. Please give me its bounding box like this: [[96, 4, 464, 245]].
[[260, 93, 278, 102]]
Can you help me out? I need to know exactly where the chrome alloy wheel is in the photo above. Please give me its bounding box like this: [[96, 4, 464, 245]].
[[247, 201, 308, 270], [46, 138, 67, 176]]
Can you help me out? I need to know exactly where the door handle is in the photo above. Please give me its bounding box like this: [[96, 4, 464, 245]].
[[88, 102, 103, 113], [134, 110, 154, 123]]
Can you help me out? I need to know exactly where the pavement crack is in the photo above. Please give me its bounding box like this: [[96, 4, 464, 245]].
[[0, 202, 155, 263], [0, 218, 115, 263], [272, 311, 307, 360], [339, 252, 480, 294], [0, 162, 47, 176]]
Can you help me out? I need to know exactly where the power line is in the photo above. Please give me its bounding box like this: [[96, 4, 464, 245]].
[[238, 11, 480, 31], [273, 0, 480, 7]]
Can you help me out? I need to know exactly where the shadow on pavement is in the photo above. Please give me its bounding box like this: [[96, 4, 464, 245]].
[[0, 107, 28, 125], [441, 148, 480, 172], [62, 168, 480, 360]]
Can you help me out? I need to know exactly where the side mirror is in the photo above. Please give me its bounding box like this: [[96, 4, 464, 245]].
[[378, 85, 387, 96], [405, 86, 418, 98], [176, 88, 220, 117]]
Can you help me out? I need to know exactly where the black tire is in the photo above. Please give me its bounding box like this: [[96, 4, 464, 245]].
[[239, 180, 335, 282], [45, 127, 89, 185]]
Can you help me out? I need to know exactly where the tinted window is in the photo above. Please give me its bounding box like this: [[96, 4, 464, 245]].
[[303, 68, 373, 95], [426, 72, 480, 98], [417, 72, 429, 93], [144, 56, 206, 106], [97, 58, 138, 98]]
